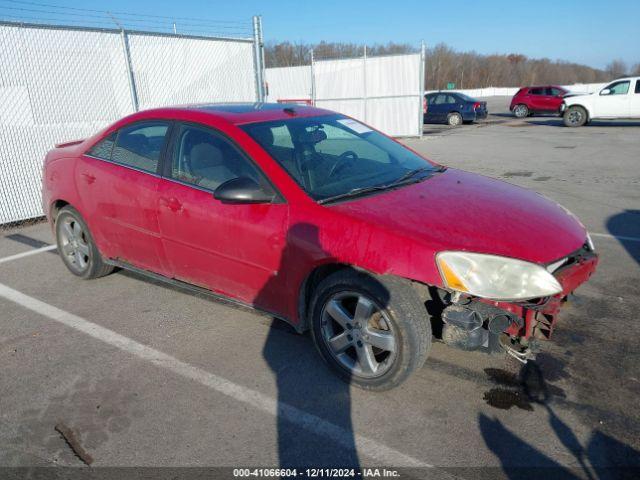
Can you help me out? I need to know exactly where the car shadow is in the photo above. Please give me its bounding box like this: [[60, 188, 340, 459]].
[[254, 223, 362, 469], [606, 210, 640, 265], [479, 361, 640, 479]]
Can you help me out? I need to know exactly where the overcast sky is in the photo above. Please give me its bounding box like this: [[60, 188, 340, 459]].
[[2, 0, 638, 69]]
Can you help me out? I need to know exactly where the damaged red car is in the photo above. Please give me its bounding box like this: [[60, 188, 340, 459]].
[[42, 104, 598, 390]]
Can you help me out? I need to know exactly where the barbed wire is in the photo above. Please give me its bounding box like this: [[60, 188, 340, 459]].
[[0, 0, 253, 37]]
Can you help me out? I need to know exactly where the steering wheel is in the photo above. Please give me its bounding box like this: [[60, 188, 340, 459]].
[[328, 150, 359, 179]]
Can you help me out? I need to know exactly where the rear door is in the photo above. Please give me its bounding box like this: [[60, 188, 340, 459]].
[[527, 87, 546, 111], [430, 94, 449, 122], [77, 121, 172, 274], [156, 122, 289, 312], [594, 80, 631, 117], [424, 94, 438, 123]]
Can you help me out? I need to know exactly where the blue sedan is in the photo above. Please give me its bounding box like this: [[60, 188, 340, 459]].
[[424, 92, 488, 126]]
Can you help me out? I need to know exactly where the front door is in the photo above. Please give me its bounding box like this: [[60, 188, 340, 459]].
[[156, 122, 289, 312], [630, 79, 640, 117], [594, 80, 631, 118], [77, 121, 172, 275]]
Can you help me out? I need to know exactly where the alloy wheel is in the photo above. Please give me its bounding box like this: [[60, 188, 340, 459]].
[[514, 105, 528, 118], [567, 108, 583, 126], [58, 216, 90, 273], [320, 291, 397, 378]]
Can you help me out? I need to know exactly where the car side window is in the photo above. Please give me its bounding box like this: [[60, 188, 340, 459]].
[[446, 95, 457, 104], [170, 124, 263, 191], [111, 122, 169, 173], [550, 87, 563, 96], [604, 81, 630, 95], [426, 95, 437, 106], [87, 132, 116, 160], [636, 80, 640, 94], [529, 88, 543, 95], [434, 94, 447, 105]]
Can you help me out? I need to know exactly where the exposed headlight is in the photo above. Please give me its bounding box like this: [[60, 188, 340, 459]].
[[586, 233, 595, 251], [436, 251, 563, 301]]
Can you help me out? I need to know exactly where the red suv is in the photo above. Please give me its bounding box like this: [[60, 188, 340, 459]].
[[510, 85, 568, 118], [42, 104, 597, 390]]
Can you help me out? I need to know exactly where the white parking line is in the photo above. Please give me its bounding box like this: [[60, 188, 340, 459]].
[[0, 282, 430, 468], [590, 232, 640, 243], [0, 245, 57, 265]]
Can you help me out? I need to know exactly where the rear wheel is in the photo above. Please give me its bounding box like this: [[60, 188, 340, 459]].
[[55, 206, 114, 279], [310, 270, 431, 390], [563, 106, 587, 127], [513, 104, 529, 118], [447, 112, 463, 126]]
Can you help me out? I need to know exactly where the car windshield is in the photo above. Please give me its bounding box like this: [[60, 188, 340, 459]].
[[241, 114, 439, 202]]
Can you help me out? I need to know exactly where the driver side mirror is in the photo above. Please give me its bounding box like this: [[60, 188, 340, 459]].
[[600, 88, 611, 96], [213, 177, 275, 204]]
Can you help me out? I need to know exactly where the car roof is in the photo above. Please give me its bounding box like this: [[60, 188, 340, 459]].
[[132, 102, 334, 126], [525, 85, 565, 89]]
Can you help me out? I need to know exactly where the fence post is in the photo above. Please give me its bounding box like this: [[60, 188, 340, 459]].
[[363, 45, 367, 123], [120, 29, 139, 112], [310, 48, 316, 106], [252, 15, 265, 102]]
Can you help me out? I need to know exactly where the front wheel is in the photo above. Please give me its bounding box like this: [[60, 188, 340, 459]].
[[310, 270, 431, 390], [563, 106, 587, 127]]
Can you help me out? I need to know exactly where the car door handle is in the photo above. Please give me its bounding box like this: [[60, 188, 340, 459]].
[[81, 173, 96, 184], [160, 197, 183, 212]]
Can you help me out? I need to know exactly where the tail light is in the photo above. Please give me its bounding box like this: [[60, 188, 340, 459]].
[[423, 97, 427, 114], [473, 102, 482, 110]]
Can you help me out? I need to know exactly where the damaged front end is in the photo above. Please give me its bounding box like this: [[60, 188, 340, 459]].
[[432, 240, 598, 362]]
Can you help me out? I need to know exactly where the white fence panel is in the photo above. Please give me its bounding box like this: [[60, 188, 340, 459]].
[[315, 53, 423, 137], [127, 34, 256, 109], [266, 52, 423, 136], [0, 24, 133, 224], [265, 65, 311, 102], [0, 23, 257, 224]]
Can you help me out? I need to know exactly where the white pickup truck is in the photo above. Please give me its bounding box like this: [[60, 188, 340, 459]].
[[561, 76, 640, 127]]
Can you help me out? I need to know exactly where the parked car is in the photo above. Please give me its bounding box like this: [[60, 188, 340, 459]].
[[423, 92, 488, 126], [561, 77, 640, 127], [42, 104, 598, 390], [509, 85, 568, 118]]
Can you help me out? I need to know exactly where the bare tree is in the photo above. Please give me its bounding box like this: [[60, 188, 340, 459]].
[[606, 59, 628, 78], [264, 41, 610, 88]]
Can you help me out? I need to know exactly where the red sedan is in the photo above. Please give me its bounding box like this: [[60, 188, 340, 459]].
[[510, 85, 569, 118], [42, 104, 597, 390]]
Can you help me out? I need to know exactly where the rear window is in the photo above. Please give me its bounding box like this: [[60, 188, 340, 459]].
[[87, 132, 116, 160], [111, 122, 170, 173]]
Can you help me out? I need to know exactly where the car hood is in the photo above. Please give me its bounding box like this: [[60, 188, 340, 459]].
[[563, 92, 592, 98], [329, 168, 587, 264]]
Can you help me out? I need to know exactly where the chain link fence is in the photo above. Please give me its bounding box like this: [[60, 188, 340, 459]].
[[266, 47, 425, 137], [0, 21, 260, 228]]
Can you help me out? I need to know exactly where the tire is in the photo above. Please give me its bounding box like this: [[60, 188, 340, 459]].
[[563, 106, 587, 127], [55, 206, 114, 279], [447, 112, 463, 126], [309, 269, 431, 391], [513, 104, 529, 118]]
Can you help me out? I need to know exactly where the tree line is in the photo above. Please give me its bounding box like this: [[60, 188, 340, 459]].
[[264, 41, 640, 89]]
